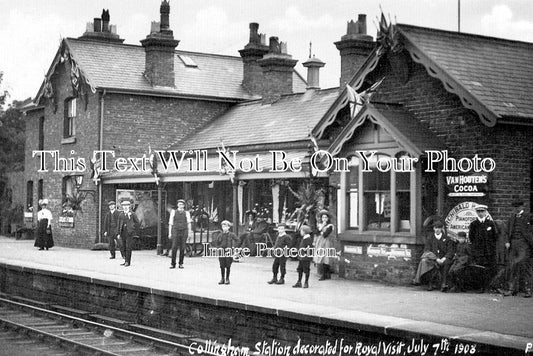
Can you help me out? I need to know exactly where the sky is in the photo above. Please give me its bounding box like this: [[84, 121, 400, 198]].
[[1, 0, 532, 104]]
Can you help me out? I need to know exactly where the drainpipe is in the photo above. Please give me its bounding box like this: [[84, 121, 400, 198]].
[[97, 89, 106, 244]]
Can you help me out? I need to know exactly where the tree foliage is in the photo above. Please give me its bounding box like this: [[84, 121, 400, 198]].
[[0, 71, 25, 173]]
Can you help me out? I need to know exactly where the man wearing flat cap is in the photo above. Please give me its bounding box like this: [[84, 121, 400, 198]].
[[468, 204, 497, 292], [117, 199, 139, 267], [504, 200, 532, 297], [168, 199, 192, 269], [103, 201, 122, 259]]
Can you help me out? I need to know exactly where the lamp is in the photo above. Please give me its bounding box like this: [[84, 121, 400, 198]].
[[71, 174, 96, 200]]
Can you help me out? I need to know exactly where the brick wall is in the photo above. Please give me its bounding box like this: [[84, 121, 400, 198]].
[[24, 60, 234, 248], [335, 53, 532, 284], [24, 59, 101, 248], [102, 93, 232, 157], [372, 57, 532, 222]]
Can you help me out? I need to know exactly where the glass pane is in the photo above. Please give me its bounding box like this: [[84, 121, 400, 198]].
[[397, 191, 410, 230], [349, 190, 358, 227], [365, 192, 391, 230], [397, 171, 410, 191]]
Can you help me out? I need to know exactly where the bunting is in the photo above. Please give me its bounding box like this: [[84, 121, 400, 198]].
[[148, 145, 160, 186]]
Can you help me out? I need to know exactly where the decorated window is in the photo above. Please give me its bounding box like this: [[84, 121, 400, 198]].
[[64, 98, 76, 138], [342, 151, 412, 234]]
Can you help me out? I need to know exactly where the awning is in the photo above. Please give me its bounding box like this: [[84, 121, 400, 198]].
[[101, 150, 318, 184], [328, 102, 446, 157]]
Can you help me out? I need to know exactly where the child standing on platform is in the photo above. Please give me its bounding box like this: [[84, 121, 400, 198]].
[[216, 220, 239, 285], [267, 223, 292, 285], [293, 225, 313, 289]]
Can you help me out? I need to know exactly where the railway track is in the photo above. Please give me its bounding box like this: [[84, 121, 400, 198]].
[[0, 295, 220, 356]]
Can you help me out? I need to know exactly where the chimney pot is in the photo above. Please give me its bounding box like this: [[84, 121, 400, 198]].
[[357, 14, 367, 34], [280, 42, 287, 54], [249, 22, 259, 43], [160, 0, 170, 31], [101, 9, 110, 32], [150, 21, 160, 34], [269, 37, 280, 53], [93, 18, 102, 32]]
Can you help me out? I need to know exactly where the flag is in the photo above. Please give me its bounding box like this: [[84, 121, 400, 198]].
[[148, 145, 160, 186], [90, 152, 101, 185]]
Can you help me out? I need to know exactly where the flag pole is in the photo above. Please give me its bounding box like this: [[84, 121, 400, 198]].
[[458, 0, 461, 32]]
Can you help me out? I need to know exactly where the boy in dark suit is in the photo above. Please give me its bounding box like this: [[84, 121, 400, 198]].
[[293, 225, 313, 289], [267, 223, 292, 285]]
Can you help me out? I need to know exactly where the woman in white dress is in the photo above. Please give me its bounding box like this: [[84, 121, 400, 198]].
[[35, 199, 54, 250]]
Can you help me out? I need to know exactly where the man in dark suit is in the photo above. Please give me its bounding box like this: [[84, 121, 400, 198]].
[[103, 201, 122, 259], [117, 200, 139, 267], [423, 221, 455, 292], [504, 200, 532, 297], [468, 204, 497, 292]]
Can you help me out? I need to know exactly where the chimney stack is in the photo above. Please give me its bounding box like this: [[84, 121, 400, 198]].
[[334, 14, 375, 88], [239, 23, 269, 96], [79, 9, 124, 43], [140, 0, 180, 87], [258, 37, 298, 103]]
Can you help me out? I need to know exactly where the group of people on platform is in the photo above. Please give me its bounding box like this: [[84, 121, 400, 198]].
[[414, 201, 532, 298], [102, 198, 337, 287], [102, 199, 140, 267]]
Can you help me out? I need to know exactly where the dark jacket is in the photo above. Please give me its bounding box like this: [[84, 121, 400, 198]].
[[103, 209, 120, 236], [216, 231, 239, 249], [298, 235, 313, 261], [273, 233, 292, 249], [424, 233, 455, 260], [468, 218, 497, 259], [507, 212, 532, 247], [118, 212, 140, 238]]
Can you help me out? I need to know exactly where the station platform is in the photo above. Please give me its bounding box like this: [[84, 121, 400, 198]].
[[0, 236, 531, 355]]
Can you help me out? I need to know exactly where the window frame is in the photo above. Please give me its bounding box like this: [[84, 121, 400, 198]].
[[64, 97, 76, 138]]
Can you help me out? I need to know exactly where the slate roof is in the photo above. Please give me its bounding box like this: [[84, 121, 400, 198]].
[[170, 88, 340, 150], [64, 38, 307, 100], [398, 24, 533, 120]]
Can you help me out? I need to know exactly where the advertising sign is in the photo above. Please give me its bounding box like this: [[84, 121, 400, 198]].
[[445, 173, 488, 197], [445, 201, 492, 239]]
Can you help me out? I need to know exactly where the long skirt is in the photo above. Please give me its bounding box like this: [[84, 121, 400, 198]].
[[313, 236, 334, 265], [413, 251, 437, 284], [35, 219, 54, 249]]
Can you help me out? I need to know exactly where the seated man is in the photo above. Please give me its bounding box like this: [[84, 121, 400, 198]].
[[413, 221, 455, 292]]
